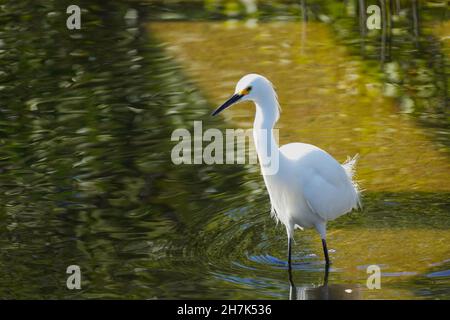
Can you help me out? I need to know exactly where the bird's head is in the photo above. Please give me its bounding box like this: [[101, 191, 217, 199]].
[[212, 74, 278, 116]]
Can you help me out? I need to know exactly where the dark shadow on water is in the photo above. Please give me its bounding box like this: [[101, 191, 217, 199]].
[[407, 259, 450, 299], [288, 265, 362, 300]]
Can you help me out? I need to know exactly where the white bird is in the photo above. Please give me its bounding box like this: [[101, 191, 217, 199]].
[[212, 74, 361, 270]]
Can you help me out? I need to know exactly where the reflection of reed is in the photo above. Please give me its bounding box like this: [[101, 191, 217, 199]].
[[411, 0, 420, 48], [358, 0, 366, 56], [300, 0, 307, 56], [395, 0, 401, 14], [380, 0, 386, 63], [301, 0, 308, 22]]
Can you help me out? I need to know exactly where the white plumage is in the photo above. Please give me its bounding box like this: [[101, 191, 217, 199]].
[[212, 74, 361, 269]]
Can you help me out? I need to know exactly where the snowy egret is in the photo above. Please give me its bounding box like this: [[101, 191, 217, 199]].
[[212, 74, 361, 269]]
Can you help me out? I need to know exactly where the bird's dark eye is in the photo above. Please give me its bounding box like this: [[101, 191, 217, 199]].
[[239, 86, 253, 96]]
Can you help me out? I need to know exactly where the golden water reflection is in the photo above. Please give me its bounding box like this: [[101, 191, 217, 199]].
[[150, 21, 450, 297], [150, 21, 450, 193]]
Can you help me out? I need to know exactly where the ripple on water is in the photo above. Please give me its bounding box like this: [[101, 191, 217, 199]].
[[427, 270, 450, 278], [247, 253, 323, 271]]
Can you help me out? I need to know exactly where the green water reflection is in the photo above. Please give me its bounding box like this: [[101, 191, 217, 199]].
[[0, 1, 449, 299]]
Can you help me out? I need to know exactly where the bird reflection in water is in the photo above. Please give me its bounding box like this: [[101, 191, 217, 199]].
[[288, 266, 362, 300]]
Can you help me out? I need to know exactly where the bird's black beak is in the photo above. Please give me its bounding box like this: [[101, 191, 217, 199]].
[[211, 94, 243, 116]]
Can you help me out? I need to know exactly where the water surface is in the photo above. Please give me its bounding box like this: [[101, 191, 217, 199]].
[[0, 1, 449, 299]]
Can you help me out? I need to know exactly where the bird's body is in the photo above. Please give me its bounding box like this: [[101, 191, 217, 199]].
[[212, 74, 361, 269], [264, 143, 360, 237]]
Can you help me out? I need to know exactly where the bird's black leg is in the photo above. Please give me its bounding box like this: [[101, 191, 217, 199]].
[[287, 236, 292, 272], [288, 267, 296, 300], [287, 236, 296, 299], [321, 238, 330, 267], [323, 261, 329, 285]]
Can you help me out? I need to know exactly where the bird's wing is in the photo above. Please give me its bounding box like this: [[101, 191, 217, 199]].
[[302, 162, 360, 222], [303, 173, 351, 221], [280, 143, 360, 221]]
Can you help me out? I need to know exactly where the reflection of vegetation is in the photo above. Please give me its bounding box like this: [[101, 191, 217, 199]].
[[0, 0, 259, 298], [408, 259, 450, 299], [321, 1, 449, 148], [150, 20, 450, 192], [148, 0, 449, 146]]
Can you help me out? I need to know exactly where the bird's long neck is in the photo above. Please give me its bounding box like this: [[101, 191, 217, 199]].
[[253, 95, 280, 175]]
